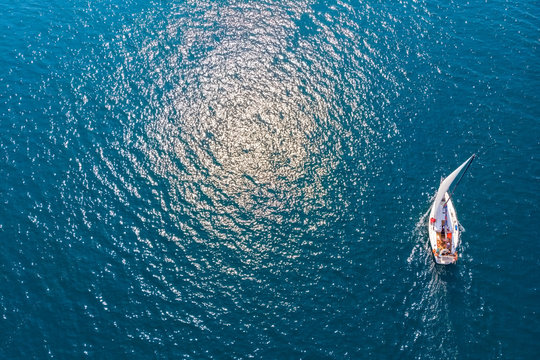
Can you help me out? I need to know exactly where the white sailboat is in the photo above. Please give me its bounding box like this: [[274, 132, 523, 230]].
[[428, 154, 475, 265]]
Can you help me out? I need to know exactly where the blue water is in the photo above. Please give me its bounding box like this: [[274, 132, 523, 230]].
[[1, 0, 538, 358]]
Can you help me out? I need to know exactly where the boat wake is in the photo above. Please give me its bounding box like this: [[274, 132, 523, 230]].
[[400, 200, 462, 358], [406, 196, 432, 265]]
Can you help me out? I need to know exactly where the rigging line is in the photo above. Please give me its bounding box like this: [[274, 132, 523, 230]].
[[444, 154, 476, 206]]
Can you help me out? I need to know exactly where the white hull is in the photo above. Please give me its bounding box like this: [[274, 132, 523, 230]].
[[428, 192, 460, 265]]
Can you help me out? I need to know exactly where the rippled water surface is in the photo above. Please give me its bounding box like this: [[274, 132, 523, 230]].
[[1, 0, 538, 358]]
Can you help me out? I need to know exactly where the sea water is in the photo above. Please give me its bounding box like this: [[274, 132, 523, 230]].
[[0, 0, 538, 358]]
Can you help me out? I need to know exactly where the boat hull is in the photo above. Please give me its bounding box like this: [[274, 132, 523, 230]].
[[428, 192, 460, 265]]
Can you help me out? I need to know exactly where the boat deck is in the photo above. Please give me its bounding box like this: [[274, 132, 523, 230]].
[[435, 231, 453, 254]]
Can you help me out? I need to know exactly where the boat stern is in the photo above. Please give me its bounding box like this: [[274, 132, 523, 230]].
[[433, 251, 458, 265]]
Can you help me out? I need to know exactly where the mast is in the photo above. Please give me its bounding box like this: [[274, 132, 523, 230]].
[[430, 154, 476, 219], [443, 154, 476, 206]]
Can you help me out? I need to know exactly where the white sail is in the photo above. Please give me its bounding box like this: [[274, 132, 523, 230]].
[[430, 155, 475, 218]]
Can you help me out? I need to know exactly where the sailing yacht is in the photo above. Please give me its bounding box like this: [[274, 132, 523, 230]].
[[428, 155, 475, 264]]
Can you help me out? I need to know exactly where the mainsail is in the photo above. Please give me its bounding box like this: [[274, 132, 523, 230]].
[[430, 154, 475, 217]]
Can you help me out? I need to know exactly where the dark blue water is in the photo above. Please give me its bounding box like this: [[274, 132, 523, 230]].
[[1, 0, 538, 358]]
